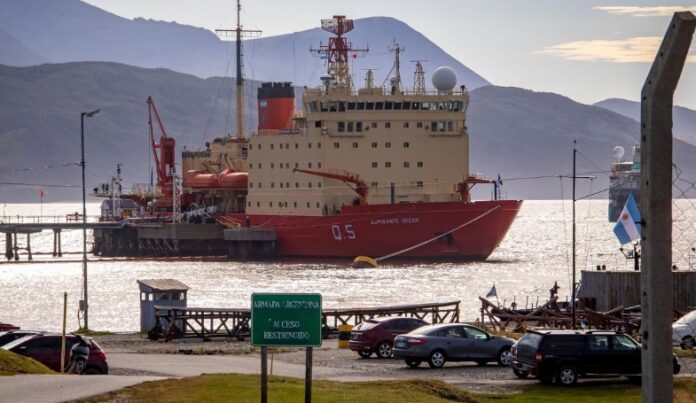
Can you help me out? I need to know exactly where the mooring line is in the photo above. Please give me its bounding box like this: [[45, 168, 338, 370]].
[[375, 204, 503, 262]]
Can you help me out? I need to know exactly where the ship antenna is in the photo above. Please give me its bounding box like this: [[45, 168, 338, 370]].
[[215, 0, 261, 137], [364, 69, 375, 89], [389, 40, 405, 94], [411, 60, 427, 95], [310, 16, 368, 91]]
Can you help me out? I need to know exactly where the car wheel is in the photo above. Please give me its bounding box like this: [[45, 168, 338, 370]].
[[513, 368, 529, 379], [428, 350, 446, 369], [497, 347, 513, 367], [358, 351, 371, 358], [557, 365, 578, 386], [405, 359, 421, 368], [681, 336, 695, 350], [376, 341, 393, 359], [84, 367, 101, 375]]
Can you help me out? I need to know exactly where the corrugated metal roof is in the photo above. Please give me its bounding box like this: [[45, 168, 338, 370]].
[[137, 278, 190, 291]]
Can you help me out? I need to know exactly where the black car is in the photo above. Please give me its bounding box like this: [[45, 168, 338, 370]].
[[512, 329, 681, 386]]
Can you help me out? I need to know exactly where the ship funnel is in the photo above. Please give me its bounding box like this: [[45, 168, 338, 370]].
[[257, 82, 295, 130]]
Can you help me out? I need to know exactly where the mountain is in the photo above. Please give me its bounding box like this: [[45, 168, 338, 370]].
[[3, 62, 696, 202], [0, 0, 489, 90], [0, 26, 47, 67], [595, 98, 696, 146]]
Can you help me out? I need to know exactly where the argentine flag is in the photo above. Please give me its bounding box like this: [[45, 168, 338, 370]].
[[613, 194, 641, 245]]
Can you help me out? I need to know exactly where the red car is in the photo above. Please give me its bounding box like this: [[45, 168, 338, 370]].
[[349, 317, 428, 358], [0, 323, 19, 331], [2, 333, 109, 374]]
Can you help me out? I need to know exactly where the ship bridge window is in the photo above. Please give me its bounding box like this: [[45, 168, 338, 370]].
[[375, 102, 384, 110], [357, 102, 365, 110], [402, 102, 412, 110], [448, 121, 454, 131], [366, 102, 374, 110], [309, 102, 318, 112], [338, 102, 346, 112], [329, 102, 338, 112], [393, 102, 402, 110], [338, 122, 345, 132], [385, 101, 393, 110], [320, 102, 330, 112], [412, 102, 421, 111], [347, 122, 354, 132], [356, 122, 363, 132], [347, 102, 356, 110]]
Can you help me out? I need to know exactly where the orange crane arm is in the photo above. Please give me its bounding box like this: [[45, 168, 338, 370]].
[[293, 168, 368, 205]]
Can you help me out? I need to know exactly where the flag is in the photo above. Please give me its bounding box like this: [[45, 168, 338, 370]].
[[486, 284, 497, 298], [39, 187, 45, 199], [613, 194, 641, 245]]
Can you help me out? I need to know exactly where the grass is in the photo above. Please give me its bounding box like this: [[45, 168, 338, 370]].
[[674, 348, 696, 358], [73, 328, 115, 336], [0, 349, 53, 376], [81, 373, 696, 403], [82, 375, 476, 403]]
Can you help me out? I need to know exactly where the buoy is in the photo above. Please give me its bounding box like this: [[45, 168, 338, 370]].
[[352, 256, 378, 268]]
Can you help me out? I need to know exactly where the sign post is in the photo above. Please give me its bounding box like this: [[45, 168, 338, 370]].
[[251, 293, 322, 403]]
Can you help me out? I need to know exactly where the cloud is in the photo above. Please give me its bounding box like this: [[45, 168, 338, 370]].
[[594, 6, 696, 17], [537, 36, 696, 63]]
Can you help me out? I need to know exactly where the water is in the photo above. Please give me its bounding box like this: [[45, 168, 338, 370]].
[[0, 200, 694, 332]]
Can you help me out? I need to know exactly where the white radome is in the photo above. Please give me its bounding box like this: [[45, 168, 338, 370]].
[[432, 66, 457, 91], [613, 146, 625, 160]]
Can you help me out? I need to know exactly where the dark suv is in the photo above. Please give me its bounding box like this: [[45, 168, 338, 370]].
[[512, 329, 681, 386], [349, 317, 428, 358]]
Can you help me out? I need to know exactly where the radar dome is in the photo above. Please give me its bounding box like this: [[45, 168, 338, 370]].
[[432, 66, 457, 91], [613, 146, 625, 160]]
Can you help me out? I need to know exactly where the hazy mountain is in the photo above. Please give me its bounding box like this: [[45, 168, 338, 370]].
[[0, 26, 47, 67], [0, 0, 489, 90], [595, 98, 696, 146], [3, 62, 695, 202]]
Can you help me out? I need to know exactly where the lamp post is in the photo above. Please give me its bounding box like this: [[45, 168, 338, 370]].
[[80, 109, 101, 330]]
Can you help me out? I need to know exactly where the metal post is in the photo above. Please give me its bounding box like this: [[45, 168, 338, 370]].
[[571, 141, 576, 329], [305, 347, 313, 403], [81, 112, 89, 330], [260, 346, 268, 403], [61, 292, 67, 374], [640, 12, 695, 403]]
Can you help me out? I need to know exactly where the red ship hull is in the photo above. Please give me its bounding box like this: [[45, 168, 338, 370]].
[[223, 200, 522, 260]]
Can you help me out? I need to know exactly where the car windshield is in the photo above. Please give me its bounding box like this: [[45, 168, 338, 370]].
[[518, 332, 543, 350], [676, 310, 696, 325], [1, 335, 35, 350], [355, 320, 378, 331]]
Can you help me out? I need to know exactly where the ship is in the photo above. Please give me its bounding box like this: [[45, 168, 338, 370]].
[[93, 10, 521, 261], [608, 145, 640, 222]]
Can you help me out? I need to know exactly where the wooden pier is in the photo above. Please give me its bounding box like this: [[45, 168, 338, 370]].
[[149, 300, 461, 341]]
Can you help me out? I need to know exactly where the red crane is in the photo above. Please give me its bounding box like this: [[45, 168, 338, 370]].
[[147, 96, 176, 204], [293, 168, 368, 205]]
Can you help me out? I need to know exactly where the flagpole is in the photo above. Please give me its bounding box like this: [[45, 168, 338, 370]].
[[572, 140, 577, 330]]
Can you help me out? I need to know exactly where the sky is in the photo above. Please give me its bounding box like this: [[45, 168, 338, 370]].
[[82, 0, 696, 108]]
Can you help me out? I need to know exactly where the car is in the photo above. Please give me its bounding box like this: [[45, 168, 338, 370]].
[[0, 323, 19, 332], [512, 329, 681, 386], [0, 330, 41, 347], [2, 333, 109, 374], [392, 323, 515, 369], [349, 317, 429, 358], [673, 310, 696, 349]]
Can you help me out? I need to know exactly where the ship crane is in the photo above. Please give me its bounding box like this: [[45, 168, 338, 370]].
[[147, 96, 176, 205], [292, 168, 368, 205]]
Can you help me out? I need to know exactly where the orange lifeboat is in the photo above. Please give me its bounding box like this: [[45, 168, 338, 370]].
[[218, 169, 248, 190], [185, 170, 220, 189]]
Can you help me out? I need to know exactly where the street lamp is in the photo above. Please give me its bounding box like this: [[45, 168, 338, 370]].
[[80, 108, 101, 330]]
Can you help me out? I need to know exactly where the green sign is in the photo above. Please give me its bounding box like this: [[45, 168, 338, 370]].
[[251, 293, 323, 347]]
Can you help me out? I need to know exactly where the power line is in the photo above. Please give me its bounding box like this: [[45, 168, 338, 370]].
[[0, 162, 79, 174]]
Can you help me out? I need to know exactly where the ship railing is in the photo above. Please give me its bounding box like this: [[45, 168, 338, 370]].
[[309, 86, 470, 97], [0, 214, 101, 224], [130, 183, 162, 198]]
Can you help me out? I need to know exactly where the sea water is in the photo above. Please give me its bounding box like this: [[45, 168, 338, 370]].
[[0, 200, 694, 332]]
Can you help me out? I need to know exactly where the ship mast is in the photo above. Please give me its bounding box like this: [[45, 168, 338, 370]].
[[310, 16, 368, 90], [216, 0, 261, 137]]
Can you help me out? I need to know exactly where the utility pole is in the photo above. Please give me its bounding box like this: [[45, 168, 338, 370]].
[[640, 12, 695, 402], [215, 0, 261, 137]]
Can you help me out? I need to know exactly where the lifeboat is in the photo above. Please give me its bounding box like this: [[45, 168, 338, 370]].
[[185, 170, 220, 189], [218, 169, 248, 190]]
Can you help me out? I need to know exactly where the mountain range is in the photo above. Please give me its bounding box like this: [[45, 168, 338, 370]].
[[1, 0, 695, 203]]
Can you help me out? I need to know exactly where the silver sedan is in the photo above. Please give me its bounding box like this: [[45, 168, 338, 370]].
[[392, 323, 515, 368]]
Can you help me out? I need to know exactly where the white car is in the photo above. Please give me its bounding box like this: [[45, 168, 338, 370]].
[[673, 310, 696, 349]]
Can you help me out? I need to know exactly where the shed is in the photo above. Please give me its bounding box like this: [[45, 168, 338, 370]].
[[100, 199, 140, 220], [137, 279, 189, 333]]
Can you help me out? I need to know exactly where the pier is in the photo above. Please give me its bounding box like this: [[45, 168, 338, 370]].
[[0, 215, 122, 261], [149, 300, 461, 341]]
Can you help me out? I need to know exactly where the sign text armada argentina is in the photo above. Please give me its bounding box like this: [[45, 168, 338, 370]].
[[250, 293, 323, 347]]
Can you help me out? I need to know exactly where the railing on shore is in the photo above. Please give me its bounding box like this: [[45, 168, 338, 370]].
[[0, 214, 101, 224], [149, 300, 461, 341]]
